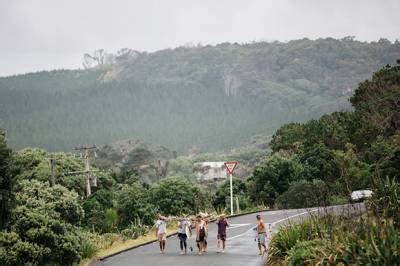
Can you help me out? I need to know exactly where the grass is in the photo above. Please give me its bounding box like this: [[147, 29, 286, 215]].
[[79, 224, 179, 266], [267, 213, 400, 265]]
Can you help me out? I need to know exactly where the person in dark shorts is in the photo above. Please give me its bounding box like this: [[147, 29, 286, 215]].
[[194, 215, 206, 255], [216, 215, 230, 253], [203, 217, 209, 252]]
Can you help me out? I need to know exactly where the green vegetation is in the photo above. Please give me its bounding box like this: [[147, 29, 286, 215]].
[[268, 212, 399, 265], [0, 145, 214, 265], [265, 63, 400, 264], [0, 47, 399, 264], [1, 39, 399, 153], [0, 130, 12, 229]]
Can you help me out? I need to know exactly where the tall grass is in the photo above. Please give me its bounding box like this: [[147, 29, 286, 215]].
[[268, 215, 399, 265], [267, 177, 400, 265]]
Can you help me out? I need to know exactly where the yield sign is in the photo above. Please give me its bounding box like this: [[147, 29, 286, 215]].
[[224, 162, 238, 175]]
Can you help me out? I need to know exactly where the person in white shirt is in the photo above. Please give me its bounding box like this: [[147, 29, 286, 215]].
[[177, 218, 191, 255], [155, 215, 167, 254]]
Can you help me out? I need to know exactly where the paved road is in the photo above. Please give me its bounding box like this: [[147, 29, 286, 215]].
[[98, 204, 364, 266]]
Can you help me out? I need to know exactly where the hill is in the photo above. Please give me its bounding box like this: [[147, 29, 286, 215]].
[[1, 38, 399, 153]]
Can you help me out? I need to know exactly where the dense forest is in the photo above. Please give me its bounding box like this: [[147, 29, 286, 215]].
[[263, 63, 400, 265], [0, 63, 399, 265], [1, 38, 400, 153]]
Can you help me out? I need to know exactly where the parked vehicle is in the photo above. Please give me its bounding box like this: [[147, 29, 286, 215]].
[[350, 190, 373, 202]]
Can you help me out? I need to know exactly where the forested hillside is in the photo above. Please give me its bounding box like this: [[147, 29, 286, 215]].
[[1, 38, 399, 153], [0, 62, 399, 266]]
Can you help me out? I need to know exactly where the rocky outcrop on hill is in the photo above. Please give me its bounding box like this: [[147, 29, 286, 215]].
[[82, 48, 140, 69], [95, 139, 177, 183]]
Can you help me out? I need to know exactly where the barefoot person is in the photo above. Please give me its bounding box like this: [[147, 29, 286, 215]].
[[255, 214, 267, 255], [216, 215, 230, 253], [194, 215, 206, 255], [203, 217, 209, 253], [177, 218, 191, 255], [155, 215, 167, 254]]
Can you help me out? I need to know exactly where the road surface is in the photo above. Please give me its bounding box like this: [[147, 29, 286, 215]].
[[98, 204, 364, 266]]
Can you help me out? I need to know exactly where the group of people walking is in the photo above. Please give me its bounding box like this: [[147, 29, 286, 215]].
[[155, 213, 268, 256]]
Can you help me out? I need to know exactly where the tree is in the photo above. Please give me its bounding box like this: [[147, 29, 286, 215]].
[[350, 64, 400, 139], [333, 144, 371, 195], [276, 179, 329, 209], [365, 134, 400, 182], [0, 130, 12, 229], [302, 112, 355, 151], [149, 176, 210, 216], [212, 178, 250, 211], [270, 123, 305, 153], [81, 189, 115, 232], [9, 148, 114, 197], [116, 183, 156, 226], [299, 143, 339, 183], [248, 156, 304, 207], [0, 180, 84, 265], [0, 129, 13, 229]]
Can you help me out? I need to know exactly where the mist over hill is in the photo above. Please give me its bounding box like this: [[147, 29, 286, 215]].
[[1, 38, 399, 153]]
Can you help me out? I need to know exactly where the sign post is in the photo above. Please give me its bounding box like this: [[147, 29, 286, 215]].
[[224, 162, 238, 215]]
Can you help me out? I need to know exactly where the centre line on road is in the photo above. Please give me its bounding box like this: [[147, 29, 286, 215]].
[[272, 208, 318, 225], [228, 223, 251, 230], [226, 208, 318, 241]]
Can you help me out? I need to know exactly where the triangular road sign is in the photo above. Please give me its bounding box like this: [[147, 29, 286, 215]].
[[224, 161, 238, 175]]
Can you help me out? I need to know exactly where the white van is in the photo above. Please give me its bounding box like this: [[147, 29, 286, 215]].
[[350, 190, 373, 202]]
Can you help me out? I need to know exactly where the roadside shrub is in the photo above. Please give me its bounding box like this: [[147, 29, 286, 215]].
[[276, 179, 329, 209], [120, 220, 149, 240], [1, 180, 85, 265], [268, 215, 400, 265], [286, 239, 330, 265], [82, 189, 115, 233], [335, 218, 400, 265], [0, 231, 46, 265], [328, 194, 348, 205], [78, 231, 100, 259], [369, 177, 400, 228], [104, 208, 119, 232], [116, 183, 157, 227], [212, 178, 250, 211], [80, 238, 98, 259], [150, 176, 210, 216], [248, 155, 305, 207], [268, 220, 315, 262]]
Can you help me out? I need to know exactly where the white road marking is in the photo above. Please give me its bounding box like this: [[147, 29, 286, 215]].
[[227, 223, 251, 230], [226, 208, 319, 241], [272, 208, 318, 225]]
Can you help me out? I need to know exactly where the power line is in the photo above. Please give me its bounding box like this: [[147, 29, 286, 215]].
[[66, 145, 99, 197]]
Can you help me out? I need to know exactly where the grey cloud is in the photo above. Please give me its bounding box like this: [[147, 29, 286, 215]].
[[0, 0, 399, 76]]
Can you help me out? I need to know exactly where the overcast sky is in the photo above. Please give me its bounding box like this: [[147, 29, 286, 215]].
[[0, 0, 399, 77]]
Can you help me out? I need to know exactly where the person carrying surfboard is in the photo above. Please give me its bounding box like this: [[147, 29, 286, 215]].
[[177, 218, 191, 255], [255, 214, 267, 255], [216, 214, 230, 253]]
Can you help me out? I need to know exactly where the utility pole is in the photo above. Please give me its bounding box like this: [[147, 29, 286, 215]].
[[49, 157, 56, 186], [47, 154, 63, 186], [67, 145, 98, 197]]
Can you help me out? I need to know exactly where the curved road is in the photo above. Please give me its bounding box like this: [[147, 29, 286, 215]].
[[98, 204, 364, 266]]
